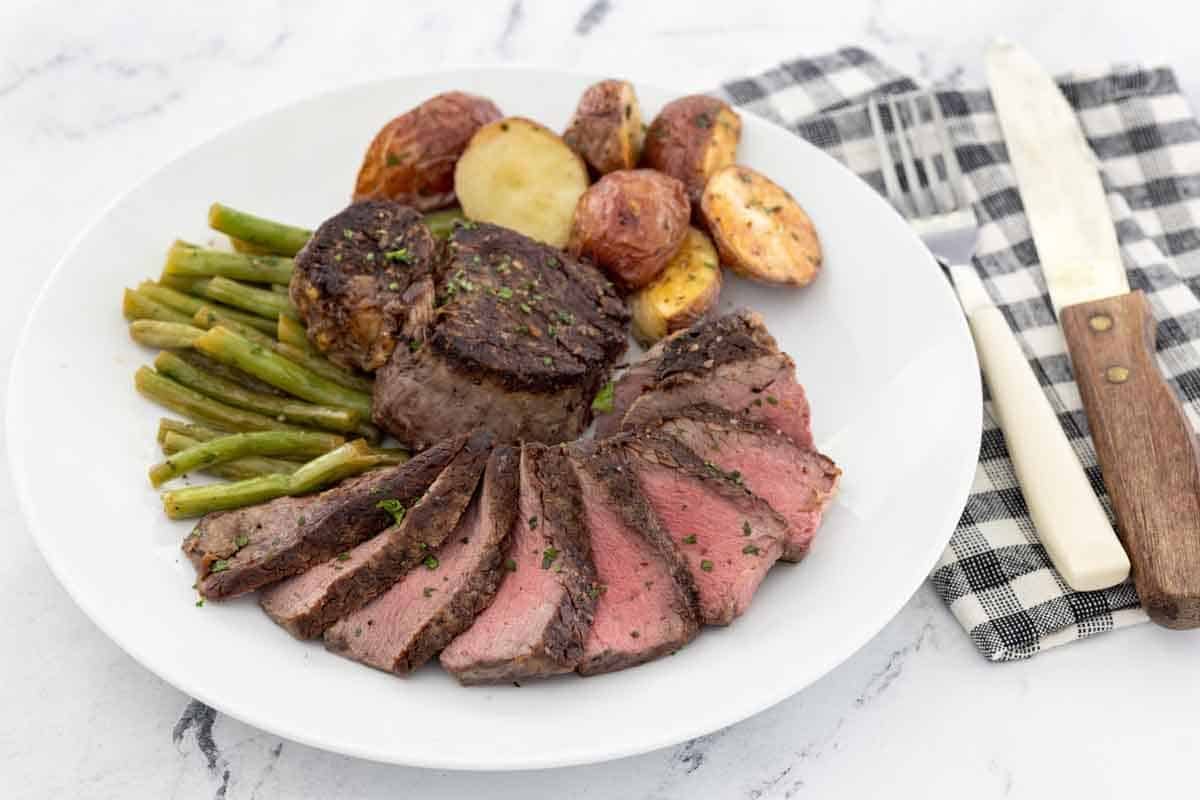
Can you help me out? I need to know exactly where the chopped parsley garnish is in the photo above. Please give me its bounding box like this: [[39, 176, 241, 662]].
[[542, 356, 553, 367], [504, 558, 518, 572], [423, 587, 436, 598], [766, 395, 779, 405], [388, 281, 400, 290], [342, 228, 355, 239], [743, 521, 752, 536], [591, 380, 615, 414], [384, 248, 413, 264], [409, 339, 422, 352], [546, 256, 561, 269], [743, 544, 761, 555], [376, 498, 406, 524], [541, 547, 560, 569], [514, 324, 530, 335], [519, 302, 532, 314], [423, 555, 440, 570], [588, 584, 607, 599], [211, 559, 231, 574], [496, 287, 514, 300], [385, 151, 402, 167], [694, 112, 713, 128], [700, 559, 714, 572], [336, 552, 351, 562], [682, 534, 697, 545], [234, 534, 250, 548], [195, 597, 205, 607], [528, 515, 539, 529]]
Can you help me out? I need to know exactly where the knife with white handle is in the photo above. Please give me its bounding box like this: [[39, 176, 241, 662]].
[[949, 265, 1129, 592], [988, 40, 1200, 628]]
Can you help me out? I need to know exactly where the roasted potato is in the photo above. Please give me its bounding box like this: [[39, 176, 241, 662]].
[[568, 169, 690, 290], [700, 165, 822, 286], [354, 92, 503, 211], [629, 227, 722, 346], [641, 95, 741, 206], [454, 117, 590, 248], [562, 79, 645, 175]]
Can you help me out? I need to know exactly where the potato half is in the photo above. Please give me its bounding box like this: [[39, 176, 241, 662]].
[[563, 79, 645, 175], [629, 227, 722, 346], [568, 169, 691, 290], [700, 165, 822, 286], [641, 95, 741, 206], [354, 92, 502, 211], [454, 117, 590, 248]]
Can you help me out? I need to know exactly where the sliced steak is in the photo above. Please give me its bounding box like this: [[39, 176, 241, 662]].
[[260, 431, 493, 639], [567, 439, 701, 675], [324, 445, 519, 674], [621, 431, 789, 625], [657, 406, 841, 561], [612, 310, 813, 448], [183, 436, 466, 600], [373, 222, 628, 448], [290, 200, 441, 372], [440, 444, 597, 684], [591, 340, 665, 439]]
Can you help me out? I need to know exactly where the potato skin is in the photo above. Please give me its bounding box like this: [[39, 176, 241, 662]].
[[568, 169, 691, 290], [454, 117, 590, 248], [700, 164, 822, 286], [629, 227, 722, 346], [354, 91, 503, 211], [641, 95, 742, 206], [563, 79, 645, 176]]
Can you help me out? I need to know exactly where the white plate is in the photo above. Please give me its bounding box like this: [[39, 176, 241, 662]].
[[7, 68, 980, 770]]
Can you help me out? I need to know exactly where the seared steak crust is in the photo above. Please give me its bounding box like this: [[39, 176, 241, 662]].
[[290, 200, 441, 372], [324, 445, 520, 674], [653, 308, 780, 382], [260, 431, 493, 638], [373, 222, 629, 447], [184, 435, 466, 600]]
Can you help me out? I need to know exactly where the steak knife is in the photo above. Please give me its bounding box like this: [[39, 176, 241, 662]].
[[988, 41, 1200, 628]]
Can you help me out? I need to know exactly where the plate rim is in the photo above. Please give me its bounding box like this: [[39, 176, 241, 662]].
[[6, 65, 981, 770]]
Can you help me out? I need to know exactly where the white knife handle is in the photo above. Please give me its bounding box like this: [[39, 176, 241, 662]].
[[967, 304, 1131, 591]]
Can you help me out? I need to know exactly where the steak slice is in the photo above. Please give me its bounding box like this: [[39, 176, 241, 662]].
[[439, 444, 597, 684], [183, 436, 466, 600], [657, 406, 841, 561], [614, 310, 813, 448], [259, 431, 493, 638], [621, 431, 789, 625], [592, 339, 665, 439], [567, 439, 701, 675], [373, 222, 629, 448], [290, 200, 441, 372], [324, 445, 520, 674]]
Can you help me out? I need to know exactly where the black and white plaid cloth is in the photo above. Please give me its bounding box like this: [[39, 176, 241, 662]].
[[716, 48, 1200, 660]]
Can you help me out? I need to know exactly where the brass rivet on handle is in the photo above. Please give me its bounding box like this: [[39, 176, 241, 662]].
[[1106, 365, 1130, 383], [1089, 314, 1114, 332]]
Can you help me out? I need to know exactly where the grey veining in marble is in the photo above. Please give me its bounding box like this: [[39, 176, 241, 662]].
[[3, 1, 1200, 798]]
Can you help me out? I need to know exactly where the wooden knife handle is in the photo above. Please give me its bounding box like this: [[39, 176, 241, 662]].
[[1060, 290, 1200, 628]]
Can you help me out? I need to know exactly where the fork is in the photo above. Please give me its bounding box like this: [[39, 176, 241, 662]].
[[867, 90, 1130, 592]]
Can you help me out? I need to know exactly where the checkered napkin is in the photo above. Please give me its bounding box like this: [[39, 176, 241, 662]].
[[715, 48, 1200, 660]]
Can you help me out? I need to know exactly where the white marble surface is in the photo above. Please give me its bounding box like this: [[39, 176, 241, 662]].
[[4, 1, 1200, 797]]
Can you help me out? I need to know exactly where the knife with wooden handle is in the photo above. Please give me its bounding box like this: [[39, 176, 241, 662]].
[[988, 41, 1200, 628]]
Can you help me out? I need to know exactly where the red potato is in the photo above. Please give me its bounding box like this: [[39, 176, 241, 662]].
[[354, 92, 503, 211], [568, 169, 691, 290], [641, 95, 742, 207], [562, 79, 645, 175]]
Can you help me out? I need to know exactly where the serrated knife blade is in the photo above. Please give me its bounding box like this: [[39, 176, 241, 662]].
[[986, 40, 1200, 629], [986, 40, 1129, 314]]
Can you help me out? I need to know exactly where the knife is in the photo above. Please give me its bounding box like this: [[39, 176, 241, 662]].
[[988, 40, 1200, 628]]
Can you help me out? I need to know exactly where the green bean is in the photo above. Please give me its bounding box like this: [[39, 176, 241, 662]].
[[274, 343, 374, 394], [139, 281, 277, 334], [157, 418, 225, 443], [162, 432, 301, 480], [134, 366, 303, 433], [193, 327, 372, 417], [230, 237, 275, 255], [163, 240, 294, 285], [154, 351, 363, 433], [204, 276, 294, 320], [161, 440, 382, 518], [149, 429, 343, 486], [123, 288, 194, 325], [276, 314, 311, 350], [172, 350, 288, 397], [424, 207, 465, 239], [129, 320, 206, 349], [193, 306, 277, 347], [208, 202, 312, 257]]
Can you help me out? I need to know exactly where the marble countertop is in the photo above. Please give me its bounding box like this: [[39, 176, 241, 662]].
[[4, 1, 1200, 797]]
